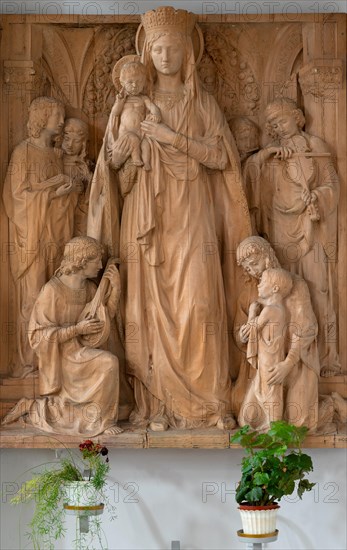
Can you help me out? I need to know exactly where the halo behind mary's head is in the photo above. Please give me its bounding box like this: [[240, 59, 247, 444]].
[[135, 6, 204, 65]]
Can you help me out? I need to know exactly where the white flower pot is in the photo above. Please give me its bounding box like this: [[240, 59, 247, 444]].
[[64, 481, 102, 508], [239, 504, 279, 535]]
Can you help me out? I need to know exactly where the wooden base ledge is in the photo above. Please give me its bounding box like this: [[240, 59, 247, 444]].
[[0, 423, 346, 449]]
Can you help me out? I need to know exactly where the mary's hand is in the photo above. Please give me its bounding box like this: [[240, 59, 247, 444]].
[[141, 121, 176, 145]]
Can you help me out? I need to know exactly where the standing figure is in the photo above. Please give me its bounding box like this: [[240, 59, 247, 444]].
[[108, 57, 161, 171], [2, 237, 122, 436], [88, 7, 251, 431], [62, 117, 93, 236], [2, 97, 80, 377], [239, 268, 293, 431], [233, 236, 319, 432], [246, 98, 340, 376]]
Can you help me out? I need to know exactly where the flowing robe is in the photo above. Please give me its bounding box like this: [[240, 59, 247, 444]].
[[88, 88, 251, 428], [2, 140, 78, 373], [24, 277, 119, 436], [63, 154, 93, 236]]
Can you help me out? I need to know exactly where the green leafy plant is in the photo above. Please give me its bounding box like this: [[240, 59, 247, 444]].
[[231, 421, 315, 506], [9, 440, 116, 549]]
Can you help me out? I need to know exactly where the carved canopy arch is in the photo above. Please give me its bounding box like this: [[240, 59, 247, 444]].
[[263, 23, 303, 105]]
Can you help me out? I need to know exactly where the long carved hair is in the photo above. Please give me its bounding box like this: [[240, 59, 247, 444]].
[[27, 96, 64, 138], [236, 236, 280, 269], [264, 98, 305, 139], [55, 236, 103, 276]]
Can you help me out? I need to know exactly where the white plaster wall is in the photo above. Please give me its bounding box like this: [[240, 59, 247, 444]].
[[1, 448, 346, 549]]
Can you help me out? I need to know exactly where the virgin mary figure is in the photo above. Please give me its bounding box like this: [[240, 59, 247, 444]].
[[88, 7, 251, 430]]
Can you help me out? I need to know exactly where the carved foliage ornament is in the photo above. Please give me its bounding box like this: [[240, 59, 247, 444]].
[[3, 61, 46, 96], [83, 26, 137, 117], [199, 26, 260, 118], [299, 60, 343, 99]]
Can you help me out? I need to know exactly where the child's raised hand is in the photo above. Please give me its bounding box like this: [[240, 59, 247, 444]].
[[249, 300, 261, 316], [117, 87, 127, 100]]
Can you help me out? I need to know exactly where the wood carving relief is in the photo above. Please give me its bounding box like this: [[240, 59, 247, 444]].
[[299, 59, 343, 99], [0, 8, 346, 448], [198, 25, 260, 120], [83, 26, 137, 117]]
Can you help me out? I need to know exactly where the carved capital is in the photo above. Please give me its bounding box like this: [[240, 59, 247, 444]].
[[299, 59, 343, 99], [3, 60, 45, 94]]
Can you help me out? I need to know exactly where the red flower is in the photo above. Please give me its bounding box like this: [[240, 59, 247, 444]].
[[78, 440, 109, 460]]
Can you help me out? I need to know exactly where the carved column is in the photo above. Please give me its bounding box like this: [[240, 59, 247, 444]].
[[299, 15, 346, 373], [0, 21, 45, 375], [299, 17, 344, 150], [299, 58, 343, 144]]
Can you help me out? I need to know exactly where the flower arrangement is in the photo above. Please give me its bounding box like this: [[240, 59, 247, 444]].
[[10, 439, 115, 550]]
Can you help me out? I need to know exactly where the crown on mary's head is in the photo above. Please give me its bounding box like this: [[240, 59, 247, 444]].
[[141, 6, 196, 38]]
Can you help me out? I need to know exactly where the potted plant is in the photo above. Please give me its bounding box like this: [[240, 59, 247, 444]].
[[231, 421, 315, 536], [10, 439, 116, 549]]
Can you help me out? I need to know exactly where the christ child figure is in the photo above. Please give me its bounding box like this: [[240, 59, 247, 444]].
[[109, 57, 161, 171], [239, 268, 293, 432]]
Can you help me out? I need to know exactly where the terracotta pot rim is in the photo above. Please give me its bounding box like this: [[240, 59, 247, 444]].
[[239, 503, 280, 511]]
